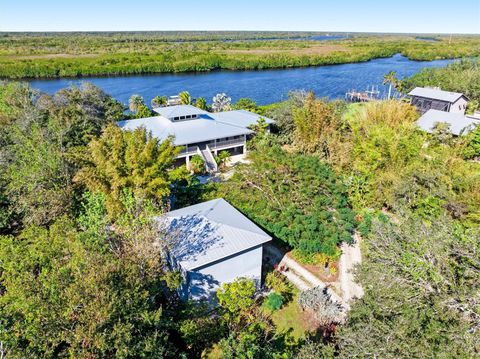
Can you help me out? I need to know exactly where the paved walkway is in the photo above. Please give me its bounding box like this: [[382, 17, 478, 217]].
[[264, 244, 348, 310]]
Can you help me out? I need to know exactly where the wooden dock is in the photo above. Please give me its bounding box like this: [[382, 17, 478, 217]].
[[345, 86, 380, 102]]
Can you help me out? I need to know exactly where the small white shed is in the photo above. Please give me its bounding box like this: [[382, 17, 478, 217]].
[[162, 198, 272, 300]]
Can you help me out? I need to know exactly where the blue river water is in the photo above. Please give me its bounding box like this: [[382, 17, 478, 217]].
[[29, 54, 454, 106]]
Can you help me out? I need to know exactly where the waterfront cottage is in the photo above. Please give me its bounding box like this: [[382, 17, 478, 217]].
[[117, 105, 274, 173], [409, 87, 468, 115], [161, 198, 272, 301]]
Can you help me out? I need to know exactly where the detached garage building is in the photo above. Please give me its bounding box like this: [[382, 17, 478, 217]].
[[162, 198, 271, 300], [409, 87, 468, 115]]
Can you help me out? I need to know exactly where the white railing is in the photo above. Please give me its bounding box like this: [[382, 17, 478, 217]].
[[214, 138, 245, 149], [178, 146, 198, 156], [204, 145, 218, 173]]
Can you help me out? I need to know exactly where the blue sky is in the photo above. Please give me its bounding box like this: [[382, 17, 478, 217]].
[[1, 0, 479, 34]]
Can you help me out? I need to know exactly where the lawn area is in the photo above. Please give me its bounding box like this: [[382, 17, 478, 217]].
[[270, 291, 317, 340]]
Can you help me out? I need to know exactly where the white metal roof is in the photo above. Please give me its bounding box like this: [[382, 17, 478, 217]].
[[153, 105, 208, 119], [408, 87, 466, 103], [117, 105, 275, 146], [417, 109, 480, 136], [117, 115, 253, 146], [212, 110, 275, 128], [161, 198, 272, 271]]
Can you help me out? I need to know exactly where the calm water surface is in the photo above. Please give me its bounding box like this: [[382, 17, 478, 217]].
[[29, 54, 454, 106]]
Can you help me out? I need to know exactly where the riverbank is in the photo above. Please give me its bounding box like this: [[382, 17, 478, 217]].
[[28, 54, 455, 105], [1, 33, 479, 79]]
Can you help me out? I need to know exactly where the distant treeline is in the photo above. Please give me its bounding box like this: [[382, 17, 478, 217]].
[[0, 33, 479, 79]]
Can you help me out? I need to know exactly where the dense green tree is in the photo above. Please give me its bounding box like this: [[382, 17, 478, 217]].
[[189, 154, 206, 174], [179, 91, 191, 105], [151, 95, 167, 108], [264, 90, 309, 144], [50, 83, 125, 147], [217, 278, 256, 316], [3, 122, 73, 227], [0, 82, 124, 230], [194, 97, 207, 110], [336, 212, 480, 358], [214, 150, 230, 169], [234, 98, 258, 112], [128, 94, 144, 113], [292, 92, 347, 158], [134, 103, 154, 118], [465, 125, 480, 159], [0, 194, 181, 358], [75, 124, 188, 217]]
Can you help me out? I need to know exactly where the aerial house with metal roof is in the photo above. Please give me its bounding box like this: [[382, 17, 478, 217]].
[[409, 87, 469, 115], [117, 105, 274, 173], [160, 198, 272, 300]]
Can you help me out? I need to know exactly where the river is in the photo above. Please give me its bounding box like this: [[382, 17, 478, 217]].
[[29, 54, 454, 106]]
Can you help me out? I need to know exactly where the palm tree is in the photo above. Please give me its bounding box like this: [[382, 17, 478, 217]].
[[179, 91, 191, 105], [212, 93, 231, 112], [151, 95, 167, 108], [195, 97, 207, 110], [129, 94, 144, 113], [383, 71, 399, 100]]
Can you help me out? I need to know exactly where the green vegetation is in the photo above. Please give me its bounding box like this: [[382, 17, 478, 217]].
[[74, 124, 187, 217], [189, 154, 206, 174], [0, 82, 198, 357], [1, 58, 479, 357], [258, 93, 480, 356], [205, 139, 356, 259], [1, 32, 480, 78], [262, 292, 285, 312]]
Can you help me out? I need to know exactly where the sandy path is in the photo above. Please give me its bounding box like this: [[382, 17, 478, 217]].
[[339, 233, 364, 303]]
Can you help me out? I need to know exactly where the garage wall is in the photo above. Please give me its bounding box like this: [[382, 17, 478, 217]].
[[186, 245, 263, 300]]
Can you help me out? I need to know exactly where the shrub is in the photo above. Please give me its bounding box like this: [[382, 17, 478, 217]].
[[189, 155, 205, 174], [298, 287, 345, 325], [263, 292, 284, 312], [265, 271, 294, 299]]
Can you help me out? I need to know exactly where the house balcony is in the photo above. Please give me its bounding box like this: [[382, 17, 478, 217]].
[[176, 137, 246, 158]]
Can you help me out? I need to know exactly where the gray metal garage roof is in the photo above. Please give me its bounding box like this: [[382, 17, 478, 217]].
[[161, 199, 272, 271], [417, 109, 480, 136], [408, 87, 466, 103]]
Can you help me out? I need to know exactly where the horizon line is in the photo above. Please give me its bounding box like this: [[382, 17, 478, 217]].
[[1, 30, 479, 35]]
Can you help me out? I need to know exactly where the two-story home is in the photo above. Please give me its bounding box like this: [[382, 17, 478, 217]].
[[117, 105, 274, 172], [409, 87, 468, 115]]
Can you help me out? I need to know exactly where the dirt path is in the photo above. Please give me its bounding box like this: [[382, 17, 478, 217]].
[[339, 233, 364, 303]]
